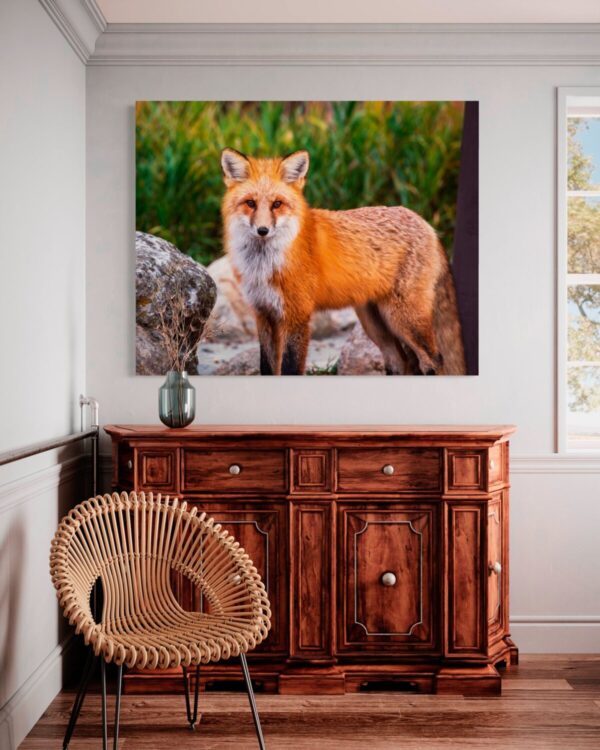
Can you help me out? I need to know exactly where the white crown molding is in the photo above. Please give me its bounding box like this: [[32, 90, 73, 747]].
[[89, 22, 600, 66], [81, 0, 107, 34], [38, 0, 90, 63], [101, 23, 600, 35], [38, 0, 103, 63], [33, 13, 600, 67], [88, 54, 600, 68]]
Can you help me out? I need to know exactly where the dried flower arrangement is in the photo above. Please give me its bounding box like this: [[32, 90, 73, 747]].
[[155, 275, 200, 373]]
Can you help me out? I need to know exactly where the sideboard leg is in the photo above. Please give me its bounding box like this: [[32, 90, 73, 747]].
[[504, 636, 519, 666], [435, 664, 501, 696]]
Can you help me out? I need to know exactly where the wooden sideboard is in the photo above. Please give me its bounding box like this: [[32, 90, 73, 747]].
[[105, 424, 517, 696]]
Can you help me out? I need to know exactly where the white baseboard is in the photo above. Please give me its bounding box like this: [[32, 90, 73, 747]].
[[0, 636, 73, 750], [510, 620, 600, 653]]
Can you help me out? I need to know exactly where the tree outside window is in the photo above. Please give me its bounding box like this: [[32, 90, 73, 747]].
[[566, 108, 600, 449]]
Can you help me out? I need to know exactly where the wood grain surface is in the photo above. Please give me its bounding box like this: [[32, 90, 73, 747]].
[[105, 424, 516, 695], [20, 655, 600, 749]]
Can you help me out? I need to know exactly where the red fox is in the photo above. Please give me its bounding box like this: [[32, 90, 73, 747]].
[[220, 148, 466, 376]]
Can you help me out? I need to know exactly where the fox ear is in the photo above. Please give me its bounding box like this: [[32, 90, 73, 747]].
[[221, 148, 250, 184], [280, 150, 309, 184]]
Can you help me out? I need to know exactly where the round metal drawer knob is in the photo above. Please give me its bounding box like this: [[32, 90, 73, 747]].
[[229, 464, 241, 475], [382, 464, 395, 476], [489, 561, 502, 575], [381, 571, 397, 587], [127, 460, 133, 470]]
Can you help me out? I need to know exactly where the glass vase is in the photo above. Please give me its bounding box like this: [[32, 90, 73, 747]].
[[158, 371, 195, 428]]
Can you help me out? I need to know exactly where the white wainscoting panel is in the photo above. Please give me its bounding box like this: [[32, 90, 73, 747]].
[[0, 456, 84, 750]]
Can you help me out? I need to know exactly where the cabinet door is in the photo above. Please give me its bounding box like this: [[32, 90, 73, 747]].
[[487, 494, 505, 640], [178, 500, 287, 655], [338, 503, 439, 654]]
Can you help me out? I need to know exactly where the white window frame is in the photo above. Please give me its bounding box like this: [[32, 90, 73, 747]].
[[557, 87, 600, 453]]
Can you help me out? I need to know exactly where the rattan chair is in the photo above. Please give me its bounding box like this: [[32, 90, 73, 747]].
[[50, 491, 271, 749]]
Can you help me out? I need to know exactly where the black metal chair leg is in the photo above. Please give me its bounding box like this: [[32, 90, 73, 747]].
[[182, 664, 201, 730], [63, 649, 96, 750], [240, 653, 266, 750], [100, 659, 108, 750], [113, 664, 123, 749]]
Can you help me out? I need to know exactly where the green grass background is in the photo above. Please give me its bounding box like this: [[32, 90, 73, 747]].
[[136, 100, 464, 267]]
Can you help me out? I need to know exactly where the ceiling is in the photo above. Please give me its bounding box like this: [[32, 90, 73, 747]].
[[96, 0, 600, 25]]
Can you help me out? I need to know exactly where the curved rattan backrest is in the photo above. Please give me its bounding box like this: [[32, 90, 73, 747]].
[[50, 492, 271, 669]]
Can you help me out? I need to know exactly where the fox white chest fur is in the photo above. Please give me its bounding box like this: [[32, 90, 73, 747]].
[[227, 214, 299, 319]]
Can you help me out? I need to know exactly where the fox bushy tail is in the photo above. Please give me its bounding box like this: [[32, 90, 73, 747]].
[[434, 261, 466, 375]]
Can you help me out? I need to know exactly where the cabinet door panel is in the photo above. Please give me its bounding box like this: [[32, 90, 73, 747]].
[[291, 450, 333, 494], [182, 501, 287, 655], [487, 501, 502, 627], [446, 503, 486, 656], [487, 493, 507, 652], [446, 450, 485, 492], [290, 502, 332, 659], [137, 449, 178, 492], [338, 503, 438, 653]]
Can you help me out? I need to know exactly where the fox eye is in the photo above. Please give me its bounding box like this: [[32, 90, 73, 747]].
[[272, 200, 282, 209], [245, 199, 256, 209]]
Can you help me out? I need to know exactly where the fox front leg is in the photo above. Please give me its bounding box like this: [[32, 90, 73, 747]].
[[256, 313, 283, 375], [281, 321, 311, 375]]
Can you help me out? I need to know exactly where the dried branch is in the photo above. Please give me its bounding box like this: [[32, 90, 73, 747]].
[[154, 275, 199, 372]]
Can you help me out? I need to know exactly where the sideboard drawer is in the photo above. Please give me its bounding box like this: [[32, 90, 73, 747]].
[[182, 449, 287, 493], [337, 448, 441, 493]]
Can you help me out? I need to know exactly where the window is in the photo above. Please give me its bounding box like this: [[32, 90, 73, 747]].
[[561, 91, 600, 450]]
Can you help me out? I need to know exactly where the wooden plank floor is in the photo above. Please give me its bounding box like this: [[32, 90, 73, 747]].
[[20, 656, 600, 749]]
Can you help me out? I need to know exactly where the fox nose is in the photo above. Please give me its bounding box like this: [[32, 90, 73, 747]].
[[257, 226, 269, 237]]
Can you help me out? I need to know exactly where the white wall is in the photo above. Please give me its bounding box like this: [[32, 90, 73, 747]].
[[0, 1, 87, 747], [86, 31, 600, 655], [85, 43, 600, 456], [90, 61, 551, 444], [0, 13, 594, 750]]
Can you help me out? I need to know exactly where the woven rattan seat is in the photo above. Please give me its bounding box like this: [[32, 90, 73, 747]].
[[50, 491, 271, 749]]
